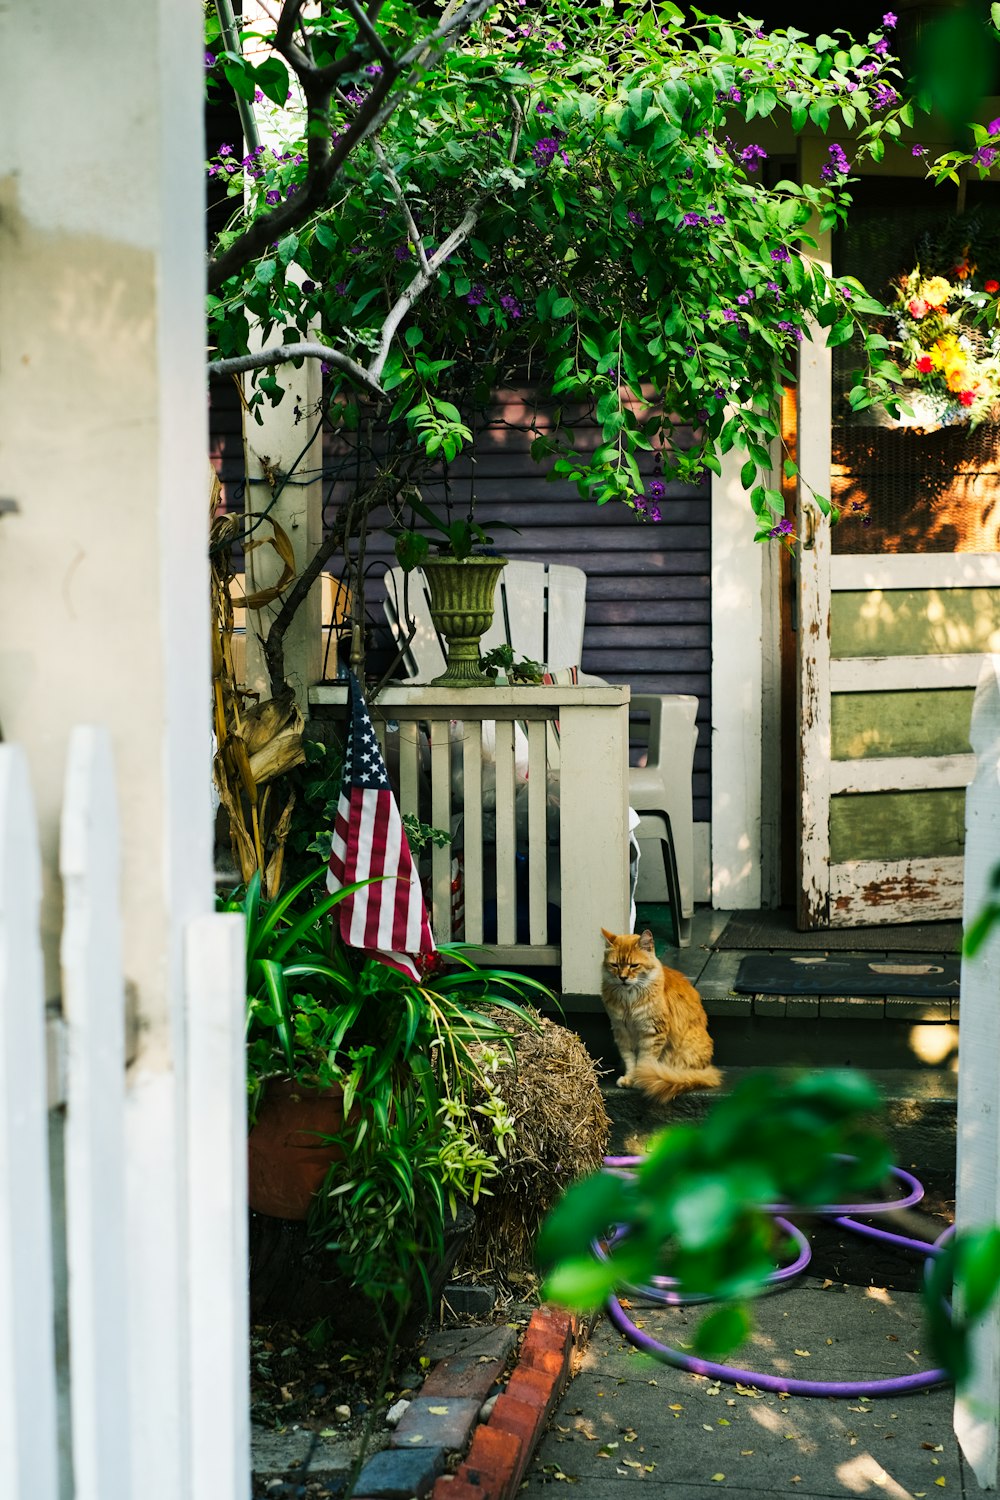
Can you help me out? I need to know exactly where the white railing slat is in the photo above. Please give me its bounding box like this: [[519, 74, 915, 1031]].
[[430, 720, 452, 941], [462, 729, 484, 945], [186, 913, 249, 1500], [0, 745, 60, 1500], [526, 721, 548, 945], [494, 722, 517, 946], [59, 726, 130, 1500]]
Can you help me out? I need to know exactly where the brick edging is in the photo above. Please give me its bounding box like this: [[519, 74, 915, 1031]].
[[430, 1305, 582, 1500]]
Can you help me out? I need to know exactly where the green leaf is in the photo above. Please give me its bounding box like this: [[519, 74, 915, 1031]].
[[693, 1304, 752, 1358], [740, 459, 756, 489], [552, 297, 575, 317], [827, 317, 854, 348], [255, 258, 278, 286], [254, 57, 290, 107], [783, 458, 798, 480], [277, 234, 299, 266]]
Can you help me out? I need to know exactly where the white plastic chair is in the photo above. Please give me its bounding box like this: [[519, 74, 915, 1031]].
[[383, 559, 698, 944]]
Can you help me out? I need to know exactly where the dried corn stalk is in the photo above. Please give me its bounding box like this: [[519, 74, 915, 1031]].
[[210, 469, 305, 895]]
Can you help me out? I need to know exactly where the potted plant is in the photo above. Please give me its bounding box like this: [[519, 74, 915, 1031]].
[[225, 863, 551, 1328], [390, 489, 513, 688]]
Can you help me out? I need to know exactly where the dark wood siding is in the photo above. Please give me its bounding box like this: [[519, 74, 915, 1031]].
[[349, 392, 713, 822]]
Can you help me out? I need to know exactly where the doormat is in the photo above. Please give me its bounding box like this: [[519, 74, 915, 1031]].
[[715, 908, 963, 954], [734, 953, 962, 998]]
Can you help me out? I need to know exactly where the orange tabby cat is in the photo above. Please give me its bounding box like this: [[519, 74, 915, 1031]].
[[600, 928, 721, 1102]]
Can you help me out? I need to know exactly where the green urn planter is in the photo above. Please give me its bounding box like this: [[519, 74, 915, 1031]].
[[421, 555, 508, 687]]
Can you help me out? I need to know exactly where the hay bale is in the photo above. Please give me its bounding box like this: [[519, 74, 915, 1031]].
[[461, 1009, 611, 1279]]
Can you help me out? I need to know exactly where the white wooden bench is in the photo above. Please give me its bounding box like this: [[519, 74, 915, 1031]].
[[383, 560, 698, 944]]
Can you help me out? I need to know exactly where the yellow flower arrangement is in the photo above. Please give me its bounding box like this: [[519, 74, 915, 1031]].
[[889, 266, 1000, 428]]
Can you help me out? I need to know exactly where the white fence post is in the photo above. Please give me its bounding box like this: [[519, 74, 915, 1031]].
[[0, 746, 60, 1500], [59, 727, 130, 1500], [954, 654, 1000, 1487], [186, 913, 250, 1500]]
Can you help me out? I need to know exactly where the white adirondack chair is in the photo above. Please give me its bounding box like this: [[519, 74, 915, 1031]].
[[383, 560, 698, 944]]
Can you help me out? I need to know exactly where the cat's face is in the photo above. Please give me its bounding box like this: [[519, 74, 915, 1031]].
[[601, 928, 657, 985]]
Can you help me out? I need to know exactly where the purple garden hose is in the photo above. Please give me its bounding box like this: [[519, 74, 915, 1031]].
[[596, 1156, 952, 1396]]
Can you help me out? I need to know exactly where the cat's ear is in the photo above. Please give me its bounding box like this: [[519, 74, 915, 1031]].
[[638, 929, 656, 952], [600, 927, 616, 945]]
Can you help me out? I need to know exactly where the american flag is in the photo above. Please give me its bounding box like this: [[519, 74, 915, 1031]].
[[326, 673, 435, 980]]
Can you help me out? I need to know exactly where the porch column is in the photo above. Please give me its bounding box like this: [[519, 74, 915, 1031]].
[[0, 5, 222, 1498]]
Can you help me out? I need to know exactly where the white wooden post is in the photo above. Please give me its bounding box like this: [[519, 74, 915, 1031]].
[[954, 654, 1000, 1488], [241, 3, 324, 709], [0, 747, 59, 1500], [710, 444, 765, 909], [0, 5, 228, 1498], [558, 696, 630, 995], [59, 727, 130, 1500], [186, 913, 250, 1500]]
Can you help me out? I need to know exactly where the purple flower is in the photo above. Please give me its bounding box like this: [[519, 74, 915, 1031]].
[[224, 161, 238, 174], [766, 280, 781, 294], [912, 144, 926, 157], [394, 243, 411, 261], [218, 144, 233, 157], [519, 25, 533, 37], [873, 37, 889, 55], [771, 247, 790, 263], [546, 39, 565, 52], [647, 479, 666, 500], [466, 283, 486, 306], [204, 51, 217, 67], [207, 164, 220, 177], [623, 25, 636, 39], [872, 82, 897, 111], [777, 320, 804, 342], [989, 118, 1000, 136], [301, 280, 316, 294], [682, 211, 703, 227], [973, 146, 997, 168], [286, 184, 297, 197], [768, 517, 794, 537], [536, 101, 552, 114], [821, 143, 851, 180], [737, 292, 752, 306], [500, 293, 522, 318], [713, 386, 725, 399], [882, 11, 897, 26], [254, 87, 264, 102], [710, 213, 725, 226], [333, 281, 348, 295], [722, 308, 739, 322], [627, 209, 645, 228], [739, 144, 768, 171], [365, 63, 383, 76], [532, 136, 559, 167]]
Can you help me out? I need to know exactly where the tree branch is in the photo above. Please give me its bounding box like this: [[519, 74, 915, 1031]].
[[371, 139, 431, 274], [367, 207, 479, 381], [207, 342, 385, 398]]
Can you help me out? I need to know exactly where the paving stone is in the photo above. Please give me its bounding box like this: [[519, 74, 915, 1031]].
[[442, 1283, 496, 1317], [422, 1323, 520, 1364], [391, 1396, 482, 1452], [422, 1351, 508, 1403], [355, 1445, 445, 1498]]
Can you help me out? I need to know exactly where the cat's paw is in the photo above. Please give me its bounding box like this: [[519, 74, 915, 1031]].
[[616, 1074, 633, 1088]]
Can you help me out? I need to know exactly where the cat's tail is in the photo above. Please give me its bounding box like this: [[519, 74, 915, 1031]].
[[631, 1062, 722, 1103]]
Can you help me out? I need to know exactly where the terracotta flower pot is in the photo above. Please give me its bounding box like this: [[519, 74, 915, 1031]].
[[247, 1078, 350, 1221], [421, 555, 508, 687]]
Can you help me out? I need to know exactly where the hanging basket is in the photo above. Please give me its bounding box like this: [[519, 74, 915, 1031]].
[[421, 555, 508, 688]]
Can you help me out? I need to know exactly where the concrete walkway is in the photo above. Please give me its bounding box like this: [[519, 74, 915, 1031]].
[[520, 1279, 970, 1499]]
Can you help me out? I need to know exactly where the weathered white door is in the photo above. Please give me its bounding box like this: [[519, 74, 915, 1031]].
[[797, 138, 1000, 928]]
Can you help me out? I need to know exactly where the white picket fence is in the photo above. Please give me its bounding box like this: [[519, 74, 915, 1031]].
[[0, 728, 249, 1500], [955, 655, 1000, 1488]]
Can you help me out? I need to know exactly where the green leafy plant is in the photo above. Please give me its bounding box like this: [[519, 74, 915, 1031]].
[[388, 488, 515, 572], [538, 1070, 892, 1354], [226, 864, 551, 1316], [479, 644, 545, 684]]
